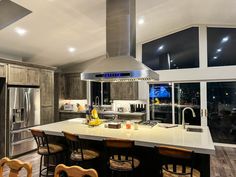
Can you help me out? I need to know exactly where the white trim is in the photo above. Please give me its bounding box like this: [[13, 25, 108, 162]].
[[199, 25, 207, 68], [214, 143, 236, 148], [200, 82, 207, 126]]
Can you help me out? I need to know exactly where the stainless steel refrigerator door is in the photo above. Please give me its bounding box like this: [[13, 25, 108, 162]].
[[9, 87, 40, 130], [9, 87, 25, 131], [24, 88, 40, 127]]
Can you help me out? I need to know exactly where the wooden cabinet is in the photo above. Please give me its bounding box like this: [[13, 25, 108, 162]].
[[27, 67, 40, 86], [64, 73, 87, 99], [8, 65, 27, 85], [8, 65, 40, 85], [40, 70, 54, 124], [41, 106, 54, 125], [40, 70, 54, 106], [0, 63, 6, 78], [59, 112, 86, 121], [110, 82, 138, 100]]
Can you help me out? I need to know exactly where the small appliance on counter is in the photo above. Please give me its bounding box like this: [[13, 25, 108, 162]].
[[117, 107, 124, 112], [63, 103, 74, 111], [130, 104, 146, 112]]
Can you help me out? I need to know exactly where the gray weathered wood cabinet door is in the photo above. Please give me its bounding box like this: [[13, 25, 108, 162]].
[[0, 63, 6, 78], [64, 73, 87, 99], [110, 82, 138, 100], [8, 64, 27, 85], [27, 67, 40, 86], [41, 106, 53, 125], [40, 69, 54, 124], [40, 69, 54, 106]]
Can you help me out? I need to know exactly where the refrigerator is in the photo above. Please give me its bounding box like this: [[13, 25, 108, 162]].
[[8, 87, 40, 157]]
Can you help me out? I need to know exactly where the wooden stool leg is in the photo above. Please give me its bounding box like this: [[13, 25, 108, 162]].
[[46, 156, 49, 177], [39, 155, 43, 177]]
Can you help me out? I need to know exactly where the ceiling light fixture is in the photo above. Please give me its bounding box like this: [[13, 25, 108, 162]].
[[68, 47, 76, 53], [216, 48, 222, 53], [138, 17, 144, 25], [158, 45, 164, 51], [222, 36, 229, 43], [15, 27, 27, 36], [213, 56, 218, 59]]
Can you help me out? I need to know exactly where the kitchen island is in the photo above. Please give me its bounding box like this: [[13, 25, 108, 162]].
[[34, 118, 215, 177]]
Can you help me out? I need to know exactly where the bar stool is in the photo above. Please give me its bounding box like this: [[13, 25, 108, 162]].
[[104, 139, 140, 177], [62, 131, 99, 167], [155, 146, 200, 177], [30, 129, 64, 177]]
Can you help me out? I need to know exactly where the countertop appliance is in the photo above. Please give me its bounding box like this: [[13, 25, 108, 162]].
[[81, 0, 159, 82], [8, 87, 40, 157]]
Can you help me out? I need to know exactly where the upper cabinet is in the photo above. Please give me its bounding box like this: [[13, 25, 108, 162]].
[[110, 82, 138, 100], [0, 63, 6, 78], [40, 69, 54, 106], [8, 64, 40, 86], [64, 73, 87, 99], [8, 65, 27, 85], [27, 67, 40, 86]]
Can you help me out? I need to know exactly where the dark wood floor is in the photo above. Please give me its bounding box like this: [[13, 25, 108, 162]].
[[2, 146, 236, 177]]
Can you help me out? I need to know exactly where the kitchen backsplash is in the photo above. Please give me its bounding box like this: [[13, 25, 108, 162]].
[[112, 100, 147, 112], [59, 99, 87, 111]]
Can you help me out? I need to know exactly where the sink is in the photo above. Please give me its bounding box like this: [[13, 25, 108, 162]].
[[186, 127, 203, 132]]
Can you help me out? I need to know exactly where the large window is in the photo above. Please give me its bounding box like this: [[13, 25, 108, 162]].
[[174, 83, 201, 125], [91, 82, 111, 105], [149, 82, 201, 125], [208, 27, 236, 67], [207, 82, 236, 144], [142, 27, 199, 70], [149, 83, 172, 123]]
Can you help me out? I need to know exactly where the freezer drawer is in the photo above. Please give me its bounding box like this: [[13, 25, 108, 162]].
[[10, 128, 33, 143], [10, 138, 36, 157]]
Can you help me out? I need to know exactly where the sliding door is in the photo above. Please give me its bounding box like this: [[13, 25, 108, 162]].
[[207, 81, 236, 144], [149, 82, 202, 125]]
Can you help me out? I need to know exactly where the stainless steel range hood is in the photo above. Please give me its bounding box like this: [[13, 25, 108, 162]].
[[81, 0, 159, 82], [0, 0, 32, 30]]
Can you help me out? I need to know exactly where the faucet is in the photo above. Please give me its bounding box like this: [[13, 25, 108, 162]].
[[95, 96, 100, 109], [182, 107, 196, 129]]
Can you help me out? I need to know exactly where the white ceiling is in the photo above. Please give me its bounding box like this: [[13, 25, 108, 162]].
[[0, 0, 236, 66]]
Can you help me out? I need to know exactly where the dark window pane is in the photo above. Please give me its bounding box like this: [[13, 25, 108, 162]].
[[207, 82, 236, 144], [142, 27, 199, 70], [208, 27, 236, 67], [174, 83, 201, 125], [91, 82, 111, 105], [103, 83, 111, 105], [91, 82, 101, 105], [149, 84, 172, 123]]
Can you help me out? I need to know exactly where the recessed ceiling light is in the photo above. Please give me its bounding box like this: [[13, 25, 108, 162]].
[[158, 45, 164, 51], [68, 47, 76, 53], [216, 48, 222, 53], [138, 18, 144, 25], [15, 27, 27, 36], [213, 56, 218, 59], [222, 36, 229, 43]]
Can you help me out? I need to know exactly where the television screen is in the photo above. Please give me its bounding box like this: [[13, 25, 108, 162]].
[[149, 85, 171, 98]]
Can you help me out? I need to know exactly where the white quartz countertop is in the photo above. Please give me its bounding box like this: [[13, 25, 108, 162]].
[[34, 118, 215, 155]]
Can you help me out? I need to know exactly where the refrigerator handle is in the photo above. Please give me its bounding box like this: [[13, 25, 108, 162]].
[[25, 92, 29, 125]]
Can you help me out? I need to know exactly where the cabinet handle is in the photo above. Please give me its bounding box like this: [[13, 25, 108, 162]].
[[205, 109, 208, 117], [201, 109, 203, 117]]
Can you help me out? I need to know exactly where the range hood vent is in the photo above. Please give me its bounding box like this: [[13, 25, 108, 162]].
[[81, 0, 159, 82], [0, 0, 31, 30]]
